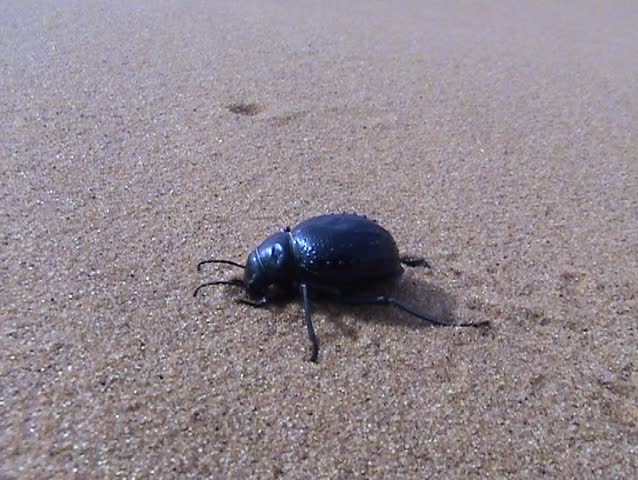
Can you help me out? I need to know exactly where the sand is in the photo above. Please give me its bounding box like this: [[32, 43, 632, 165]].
[[2, 0, 637, 478]]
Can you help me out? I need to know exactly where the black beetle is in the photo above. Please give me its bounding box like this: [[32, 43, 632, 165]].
[[195, 213, 488, 362]]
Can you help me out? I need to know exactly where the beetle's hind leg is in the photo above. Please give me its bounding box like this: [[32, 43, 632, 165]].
[[400, 256, 431, 269], [333, 293, 489, 328]]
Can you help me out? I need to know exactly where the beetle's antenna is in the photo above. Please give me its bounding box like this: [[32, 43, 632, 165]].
[[194, 279, 245, 297], [197, 259, 245, 271]]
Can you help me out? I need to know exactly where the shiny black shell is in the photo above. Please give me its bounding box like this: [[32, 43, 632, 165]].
[[290, 214, 404, 287]]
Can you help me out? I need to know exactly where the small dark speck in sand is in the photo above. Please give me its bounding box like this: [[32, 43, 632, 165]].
[[227, 102, 262, 116]]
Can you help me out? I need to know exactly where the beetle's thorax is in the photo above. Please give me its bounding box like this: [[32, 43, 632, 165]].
[[243, 231, 295, 296]]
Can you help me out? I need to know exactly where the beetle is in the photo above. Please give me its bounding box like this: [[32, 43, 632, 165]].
[[195, 213, 488, 362]]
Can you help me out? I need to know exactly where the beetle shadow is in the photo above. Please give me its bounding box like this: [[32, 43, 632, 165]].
[[196, 274, 462, 342], [313, 276, 460, 342]]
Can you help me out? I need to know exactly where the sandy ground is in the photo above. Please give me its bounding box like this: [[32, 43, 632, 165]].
[[2, 1, 637, 478]]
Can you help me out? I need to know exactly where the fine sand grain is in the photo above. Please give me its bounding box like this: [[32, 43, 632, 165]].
[[2, 1, 637, 478]]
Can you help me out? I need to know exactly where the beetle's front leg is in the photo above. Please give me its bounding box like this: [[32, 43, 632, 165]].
[[236, 297, 273, 308], [300, 283, 319, 363], [399, 255, 431, 268], [236, 287, 295, 308]]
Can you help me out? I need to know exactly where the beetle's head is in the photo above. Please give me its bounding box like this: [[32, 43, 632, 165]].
[[244, 231, 294, 297]]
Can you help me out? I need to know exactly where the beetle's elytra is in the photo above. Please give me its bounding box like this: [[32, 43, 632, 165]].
[[195, 213, 489, 362]]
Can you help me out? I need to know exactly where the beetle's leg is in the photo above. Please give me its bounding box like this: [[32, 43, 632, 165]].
[[400, 256, 431, 269], [300, 283, 319, 363], [194, 279, 245, 297], [335, 294, 489, 328], [236, 288, 295, 308], [236, 297, 272, 308]]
